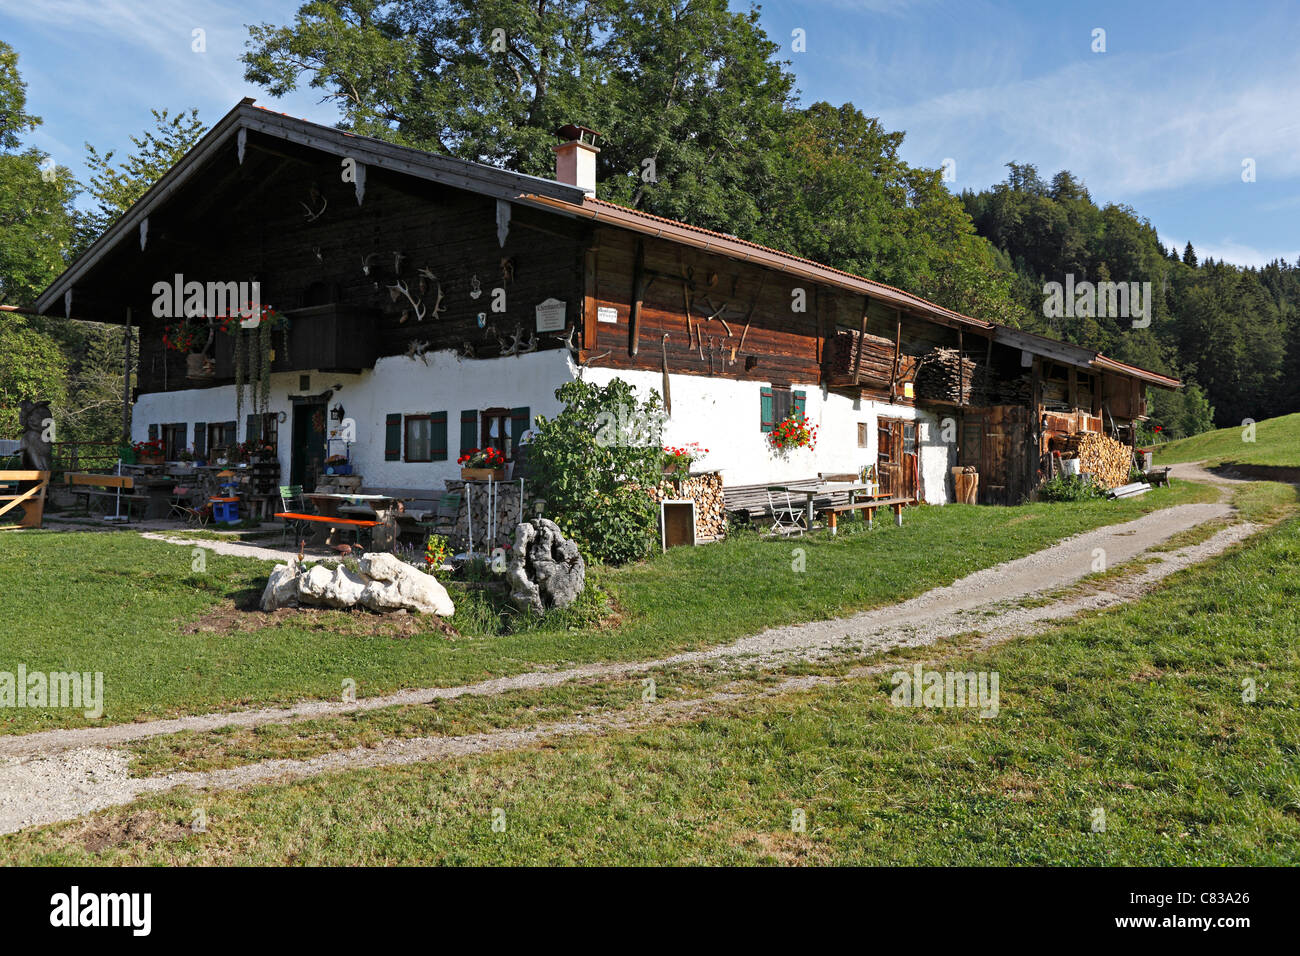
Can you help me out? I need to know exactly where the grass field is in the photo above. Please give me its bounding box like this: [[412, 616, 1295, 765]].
[[1152, 411, 1300, 467], [0, 482, 1215, 736], [7, 507, 1297, 865]]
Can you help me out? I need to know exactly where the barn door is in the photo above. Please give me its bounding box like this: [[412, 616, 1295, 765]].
[[877, 419, 918, 500]]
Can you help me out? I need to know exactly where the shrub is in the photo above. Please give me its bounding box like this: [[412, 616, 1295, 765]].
[[527, 377, 665, 565], [1037, 474, 1107, 502]]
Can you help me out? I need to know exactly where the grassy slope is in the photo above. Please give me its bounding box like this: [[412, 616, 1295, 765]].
[[1152, 411, 1300, 466], [8, 511, 1298, 865], [0, 483, 1213, 735]]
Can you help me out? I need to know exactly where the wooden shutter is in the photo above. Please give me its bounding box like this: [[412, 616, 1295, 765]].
[[147, 424, 158, 441], [509, 406, 531, 443], [193, 422, 206, 459], [246, 414, 261, 443], [460, 410, 478, 457], [760, 387, 775, 432], [223, 421, 236, 447], [430, 411, 448, 461], [384, 414, 402, 461], [792, 390, 806, 420]]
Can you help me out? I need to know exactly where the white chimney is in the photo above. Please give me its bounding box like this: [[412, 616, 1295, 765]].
[[553, 124, 600, 197]]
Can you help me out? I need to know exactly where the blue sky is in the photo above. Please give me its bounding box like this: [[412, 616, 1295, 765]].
[[3, 0, 1297, 267]]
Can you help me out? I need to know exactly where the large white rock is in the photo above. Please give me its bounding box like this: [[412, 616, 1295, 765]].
[[296, 563, 367, 609], [260, 554, 453, 616], [260, 559, 301, 611], [359, 553, 455, 616]]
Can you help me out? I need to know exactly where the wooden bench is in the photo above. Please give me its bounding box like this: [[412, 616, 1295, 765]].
[[274, 512, 383, 549], [819, 495, 911, 533], [65, 473, 148, 519], [724, 478, 850, 524], [1143, 467, 1172, 487], [0, 470, 50, 530]]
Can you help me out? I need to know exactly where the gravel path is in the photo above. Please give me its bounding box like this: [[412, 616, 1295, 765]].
[[0, 491, 1260, 836]]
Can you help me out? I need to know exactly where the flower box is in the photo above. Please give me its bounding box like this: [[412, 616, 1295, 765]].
[[325, 463, 353, 475], [461, 467, 506, 482], [140, 453, 164, 465]]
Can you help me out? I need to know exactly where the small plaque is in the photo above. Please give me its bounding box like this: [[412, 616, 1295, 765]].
[[597, 306, 618, 324], [535, 298, 567, 333]]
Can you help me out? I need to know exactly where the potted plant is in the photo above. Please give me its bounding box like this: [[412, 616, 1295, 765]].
[[662, 442, 707, 475], [132, 438, 165, 465], [458, 446, 506, 481]]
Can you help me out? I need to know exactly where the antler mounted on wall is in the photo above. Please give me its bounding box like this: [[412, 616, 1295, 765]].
[[388, 279, 426, 323], [300, 184, 328, 222]]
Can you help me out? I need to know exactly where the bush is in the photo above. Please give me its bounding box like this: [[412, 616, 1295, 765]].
[[527, 377, 665, 565], [1037, 474, 1107, 502]]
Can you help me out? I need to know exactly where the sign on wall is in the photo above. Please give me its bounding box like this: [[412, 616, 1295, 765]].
[[535, 298, 567, 333], [597, 306, 618, 324]]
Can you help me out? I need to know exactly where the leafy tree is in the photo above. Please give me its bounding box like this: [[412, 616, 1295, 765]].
[[527, 377, 665, 564], [0, 313, 68, 438], [75, 107, 208, 254], [0, 41, 76, 309]]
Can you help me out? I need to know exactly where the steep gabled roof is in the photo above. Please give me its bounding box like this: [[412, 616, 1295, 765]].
[[34, 99, 1179, 390]]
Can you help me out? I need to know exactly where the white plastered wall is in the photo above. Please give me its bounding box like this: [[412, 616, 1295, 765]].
[[580, 367, 954, 503], [132, 349, 578, 490]]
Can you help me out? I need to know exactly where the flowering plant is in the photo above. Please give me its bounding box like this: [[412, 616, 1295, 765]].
[[458, 447, 506, 469], [768, 414, 818, 452], [131, 438, 165, 457], [663, 441, 707, 472], [424, 534, 450, 577]]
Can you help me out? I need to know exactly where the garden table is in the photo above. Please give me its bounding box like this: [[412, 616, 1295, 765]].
[[798, 482, 874, 531]]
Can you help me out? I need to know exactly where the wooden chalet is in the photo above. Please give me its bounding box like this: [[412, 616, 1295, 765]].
[[32, 99, 1179, 507]]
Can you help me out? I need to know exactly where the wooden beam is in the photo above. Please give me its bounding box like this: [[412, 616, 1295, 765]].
[[628, 239, 645, 357], [581, 248, 597, 362], [853, 296, 869, 383], [889, 309, 903, 400]]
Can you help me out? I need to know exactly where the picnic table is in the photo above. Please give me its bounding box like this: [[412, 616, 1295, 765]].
[[796, 481, 875, 531], [286, 493, 403, 551]]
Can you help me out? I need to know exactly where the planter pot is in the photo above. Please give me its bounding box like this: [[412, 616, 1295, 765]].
[[326, 463, 353, 475], [186, 353, 215, 380], [140, 453, 164, 465], [461, 467, 505, 482]]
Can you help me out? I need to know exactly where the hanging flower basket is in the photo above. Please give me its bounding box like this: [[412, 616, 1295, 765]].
[[186, 352, 215, 380], [768, 415, 818, 454]]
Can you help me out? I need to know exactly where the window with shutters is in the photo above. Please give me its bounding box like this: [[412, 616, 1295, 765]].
[[760, 386, 804, 432], [206, 422, 236, 456], [405, 415, 433, 462], [481, 407, 512, 459], [161, 423, 187, 460]]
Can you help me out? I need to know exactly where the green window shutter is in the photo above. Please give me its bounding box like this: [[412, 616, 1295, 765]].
[[147, 424, 159, 441], [760, 387, 775, 432], [246, 414, 261, 443], [431, 411, 448, 461], [223, 421, 237, 446], [384, 414, 402, 461], [509, 406, 531, 443], [792, 390, 807, 419], [459, 410, 478, 457], [194, 422, 207, 459]]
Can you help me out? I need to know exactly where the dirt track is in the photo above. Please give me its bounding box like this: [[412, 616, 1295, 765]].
[[0, 484, 1261, 837]]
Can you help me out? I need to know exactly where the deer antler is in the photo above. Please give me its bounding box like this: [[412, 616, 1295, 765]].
[[387, 279, 426, 322]]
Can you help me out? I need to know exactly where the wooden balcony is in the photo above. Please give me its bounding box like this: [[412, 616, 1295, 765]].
[[214, 304, 379, 376]]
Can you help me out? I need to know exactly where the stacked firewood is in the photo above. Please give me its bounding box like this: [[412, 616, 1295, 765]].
[[652, 471, 727, 539], [829, 329, 914, 385], [1063, 432, 1132, 489], [913, 347, 978, 404], [971, 368, 1032, 406]]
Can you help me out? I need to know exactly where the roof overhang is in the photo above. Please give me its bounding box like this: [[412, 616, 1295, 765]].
[[33, 99, 585, 317]]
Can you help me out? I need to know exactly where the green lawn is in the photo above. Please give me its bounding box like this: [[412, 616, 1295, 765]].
[[8, 510, 1298, 865], [1152, 411, 1300, 467], [0, 483, 1215, 735]]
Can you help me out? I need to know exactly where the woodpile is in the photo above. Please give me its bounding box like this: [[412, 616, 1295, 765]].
[[914, 347, 977, 404], [1062, 432, 1131, 489], [652, 471, 726, 540], [971, 368, 1032, 406], [446, 479, 527, 552], [829, 329, 915, 386]]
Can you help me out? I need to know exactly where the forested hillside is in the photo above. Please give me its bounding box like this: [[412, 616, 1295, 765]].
[[962, 164, 1300, 437]]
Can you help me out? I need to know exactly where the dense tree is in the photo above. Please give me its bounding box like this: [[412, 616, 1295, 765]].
[[74, 108, 208, 255]]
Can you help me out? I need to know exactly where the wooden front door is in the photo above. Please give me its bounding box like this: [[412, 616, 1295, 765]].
[[877, 418, 918, 501], [291, 402, 327, 489]]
